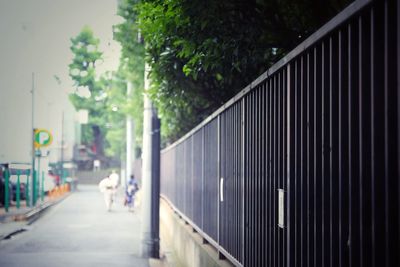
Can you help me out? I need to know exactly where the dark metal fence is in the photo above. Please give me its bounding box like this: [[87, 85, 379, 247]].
[[160, 0, 400, 266]]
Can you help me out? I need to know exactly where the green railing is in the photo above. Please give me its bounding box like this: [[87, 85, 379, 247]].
[[2, 164, 32, 211]]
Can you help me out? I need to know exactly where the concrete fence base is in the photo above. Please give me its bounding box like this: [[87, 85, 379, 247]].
[[159, 198, 233, 267]]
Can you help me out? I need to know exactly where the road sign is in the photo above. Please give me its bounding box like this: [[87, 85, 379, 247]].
[[34, 129, 53, 148]]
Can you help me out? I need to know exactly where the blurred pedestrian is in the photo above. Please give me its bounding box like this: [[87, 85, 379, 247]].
[[93, 159, 101, 171], [98, 175, 116, 211], [109, 170, 119, 188], [125, 174, 139, 212], [109, 170, 119, 202]]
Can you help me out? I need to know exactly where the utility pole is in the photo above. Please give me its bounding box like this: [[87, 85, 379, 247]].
[[141, 60, 160, 259], [150, 112, 160, 258]]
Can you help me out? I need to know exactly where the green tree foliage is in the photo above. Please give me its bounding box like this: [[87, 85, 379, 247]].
[[102, 71, 127, 158], [118, 0, 352, 145], [69, 26, 102, 89], [68, 26, 133, 160], [114, 0, 145, 152], [69, 26, 106, 154]]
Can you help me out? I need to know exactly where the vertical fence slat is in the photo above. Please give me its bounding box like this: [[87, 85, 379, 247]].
[[385, 1, 400, 266], [287, 63, 293, 267], [278, 73, 282, 266], [268, 77, 273, 267], [294, 59, 299, 267]]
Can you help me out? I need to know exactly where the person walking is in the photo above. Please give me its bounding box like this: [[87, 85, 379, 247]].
[[93, 159, 101, 171], [109, 170, 119, 187], [98, 175, 116, 211], [109, 170, 120, 204], [125, 175, 139, 212]]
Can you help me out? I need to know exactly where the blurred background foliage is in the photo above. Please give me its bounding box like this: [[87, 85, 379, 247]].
[[68, 26, 142, 162]]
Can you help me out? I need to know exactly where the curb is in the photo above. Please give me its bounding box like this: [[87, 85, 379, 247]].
[[26, 193, 71, 224], [0, 193, 71, 240]]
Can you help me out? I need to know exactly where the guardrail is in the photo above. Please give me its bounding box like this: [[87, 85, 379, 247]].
[[1, 163, 71, 212], [160, 0, 399, 266]]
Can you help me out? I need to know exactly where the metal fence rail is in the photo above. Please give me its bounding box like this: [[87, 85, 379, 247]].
[[160, 0, 400, 266]]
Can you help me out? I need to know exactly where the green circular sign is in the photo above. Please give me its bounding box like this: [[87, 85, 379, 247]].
[[34, 129, 53, 148]]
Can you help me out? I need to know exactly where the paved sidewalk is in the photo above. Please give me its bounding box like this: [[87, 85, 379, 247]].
[[0, 187, 168, 267]]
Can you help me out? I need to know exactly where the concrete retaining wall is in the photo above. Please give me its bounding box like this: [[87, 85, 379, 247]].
[[159, 198, 233, 267]]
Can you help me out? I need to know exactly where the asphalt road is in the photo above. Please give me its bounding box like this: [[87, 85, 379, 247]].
[[0, 185, 149, 267]]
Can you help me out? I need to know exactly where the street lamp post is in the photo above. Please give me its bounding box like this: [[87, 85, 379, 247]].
[[61, 111, 65, 184], [30, 73, 35, 207]]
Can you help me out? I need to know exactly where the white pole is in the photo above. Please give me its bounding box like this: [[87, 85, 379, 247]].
[[61, 111, 64, 183], [126, 82, 133, 187], [30, 73, 35, 207], [141, 60, 153, 257]]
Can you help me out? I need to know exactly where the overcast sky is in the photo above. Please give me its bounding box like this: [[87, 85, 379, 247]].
[[0, 0, 122, 162]]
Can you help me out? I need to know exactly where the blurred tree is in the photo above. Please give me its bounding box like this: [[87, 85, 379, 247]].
[[69, 26, 102, 90], [114, 0, 145, 152], [69, 26, 107, 158], [68, 26, 133, 162]]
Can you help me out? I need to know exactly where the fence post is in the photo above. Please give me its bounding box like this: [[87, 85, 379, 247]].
[[217, 115, 221, 248], [241, 98, 246, 262], [33, 170, 37, 206], [41, 171, 45, 201], [16, 170, 21, 209], [26, 170, 30, 207], [4, 168, 10, 212], [37, 171, 40, 202]]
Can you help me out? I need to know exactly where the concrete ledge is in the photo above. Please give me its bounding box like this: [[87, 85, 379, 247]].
[[160, 198, 233, 267], [149, 258, 168, 267]]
